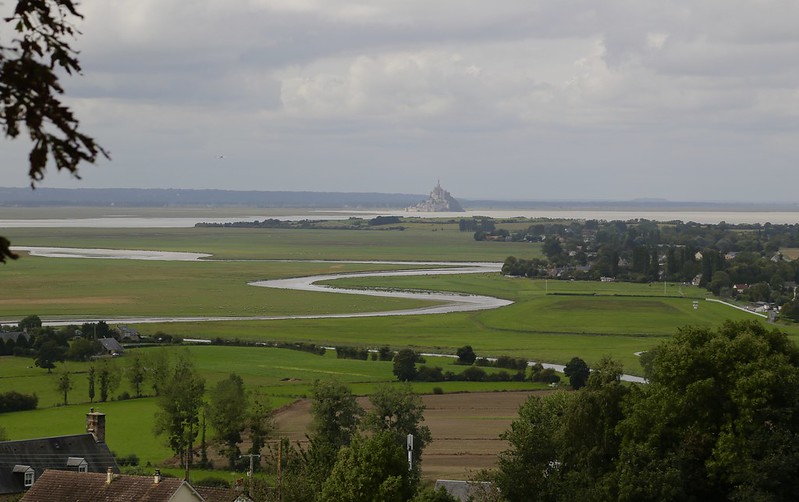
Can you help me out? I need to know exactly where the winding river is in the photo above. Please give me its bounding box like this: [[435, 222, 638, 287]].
[[11, 246, 646, 383], [14, 247, 509, 320]]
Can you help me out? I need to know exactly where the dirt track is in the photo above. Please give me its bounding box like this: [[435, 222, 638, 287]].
[[271, 390, 548, 481]]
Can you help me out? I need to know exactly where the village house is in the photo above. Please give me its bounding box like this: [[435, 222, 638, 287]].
[[435, 479, 493, 501], [0, 410, 118, 496], [117, 325, 142, 343], [19, 469, 251, 502], [0, 332, 29, 345], [97, 337, 124, 356]]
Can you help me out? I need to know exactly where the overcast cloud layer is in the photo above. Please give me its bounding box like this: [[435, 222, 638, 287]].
[[2, 0, 798, 202]]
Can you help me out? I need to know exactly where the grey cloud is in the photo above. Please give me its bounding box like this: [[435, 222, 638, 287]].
[[2, 0, 797, 202]]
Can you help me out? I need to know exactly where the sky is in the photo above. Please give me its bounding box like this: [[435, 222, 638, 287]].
[[2, 0, 798, 202]]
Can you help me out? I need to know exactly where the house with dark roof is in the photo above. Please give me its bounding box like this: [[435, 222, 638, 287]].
[[20, 469, 251, 502], [0, 409, 119, 496], [434, 479, 494, 501], [0, 332, 29, 344], [117, 325, 142, 342], [97, 337, 124, 355]]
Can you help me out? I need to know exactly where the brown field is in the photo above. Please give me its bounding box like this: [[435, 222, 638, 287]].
[[782, 248, 799, 260], [271, 390, 549, 481]]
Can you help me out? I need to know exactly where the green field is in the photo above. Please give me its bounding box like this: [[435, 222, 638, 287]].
[[0, 255, 443, 320], [3, 216, 799, 476], [3, 224, 539, 262], [0, 345, 543, 466]]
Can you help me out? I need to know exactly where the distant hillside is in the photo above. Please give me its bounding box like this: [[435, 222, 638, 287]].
[[1, 187, 797, 211], [0, 187, 426, 208]]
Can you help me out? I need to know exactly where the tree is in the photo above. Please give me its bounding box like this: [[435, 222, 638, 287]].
[[542, 236, 563, 261], [55, 370, 72, 405], [320, 431, 410, 502], [494, 359, 628, 501], [145, 350, 170, 396], [80, 321, 111, 339], [305, 380, 364, 492], [97, 361, 119, 402], [65, 338, 99, 361], [557, 357, 627, 499], [780, 298, 799, 322], [708, 270, 732, 296], [456, 345, 477, 365], [615, 321, 799, 501], [246, 390, 273, 467], [494, 391, 573, 501], [154, 352, 205, 476], [18, 315, 42, 330], [310, 379, 363, 450], [87, 365, 95, 403], [363, 383, 432, 490], [564, 357, 589, 390], [1, 0, 109, 263], [411, 485, 459, 502], [393, 348, 418, 381], [378, 345, 393, 361], [34, 340, 64, 373], [127, 353, 146, 398], [207, 373, 247, 470]]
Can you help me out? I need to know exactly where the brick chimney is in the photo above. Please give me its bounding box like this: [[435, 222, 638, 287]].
[[86, 408, 106, 443]]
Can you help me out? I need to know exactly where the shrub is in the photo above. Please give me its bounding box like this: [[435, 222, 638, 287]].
[[115, 453, 140, 466], [495, 356, 528, 371], [336, 346, 369, 360], [0, 391, 38, 412], [377, 346, 393, 361], [432, 387, 444, 395], [456, 345, 477, 365], [416, 365, 444, 382], [194, 477, 231, 488], [460, 366, 487, 382], [487, 370, 511, 382]]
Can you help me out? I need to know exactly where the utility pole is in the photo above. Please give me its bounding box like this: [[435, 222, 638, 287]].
[[277, 440, 282, 502], [407, 434, 414, 471], [240, 454, 260, 498]]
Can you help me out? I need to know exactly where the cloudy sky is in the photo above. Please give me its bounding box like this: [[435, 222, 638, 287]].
[[2, 0, 798, 201]]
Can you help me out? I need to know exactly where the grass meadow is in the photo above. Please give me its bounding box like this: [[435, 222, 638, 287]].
[[0, 345, 546, 466], [3, 224, 538, 262], [0, 255, 441, 320], [3, 216, 799, 475]]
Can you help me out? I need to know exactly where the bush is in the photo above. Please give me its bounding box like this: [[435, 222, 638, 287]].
[[460, 366, 487, 382], [531, 367, 561, 384], [416, 365, 444, 382], [194, 477, 231, 488], [336, 346, 369, 360], [377, 346, 393, 361], [495, 356, 528, 371], [456, 345, 477, 365], [115, 453, 140, 466], [0, 391, 38, 412], [432, 387, 444, 394], [487, 370, 511, 382]]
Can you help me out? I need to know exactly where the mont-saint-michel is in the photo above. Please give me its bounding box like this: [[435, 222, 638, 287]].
[[406, 181, 464, 212]]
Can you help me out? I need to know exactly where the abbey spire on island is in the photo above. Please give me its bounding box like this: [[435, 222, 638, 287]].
[[406, 180, 465, 212]]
